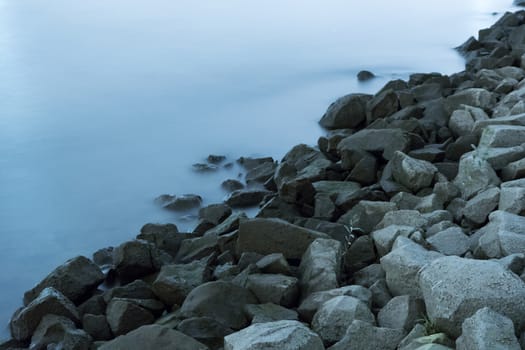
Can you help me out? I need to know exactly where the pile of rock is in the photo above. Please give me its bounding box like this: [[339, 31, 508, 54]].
[[5, 9, 525, 350]]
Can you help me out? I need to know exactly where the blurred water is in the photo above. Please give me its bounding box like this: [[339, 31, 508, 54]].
[[0, 0, 517, 338]]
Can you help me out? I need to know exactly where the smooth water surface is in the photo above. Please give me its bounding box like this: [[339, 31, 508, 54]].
[[0, 0, 517, 337]]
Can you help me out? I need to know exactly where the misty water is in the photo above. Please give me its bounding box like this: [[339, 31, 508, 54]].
[[0, 0, 518, 337]]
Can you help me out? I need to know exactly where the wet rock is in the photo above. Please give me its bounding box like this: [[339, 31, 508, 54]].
[[453, 152, 501, 200], [462, 186, 500, 224], [98, 324, 209, 350], [225, 189, 272, 207], [222, 179, 245, 192], [237, 156, 274, 170], [106, 298, 155, 336], [328, 320, 405, 350], [357, 70, 375, 81], [427, 227, 470, 256], [366, 89, 399, 123], [31, 314, 91, 350], [82, 314, 112, 341], [337, 128, 411, 161], [244, 303, 298, 324], [92, 247, 114, 267], [204, 212, 246, 236], [103, 280, 156, 303], [23, 256, 104, 306], [177, 317, 234, 349], [377, 295, 426, 332], [391, 151, 438, 193], [418, 256, 525, 337], [163, 194, 203, 211], [224, 320, 324, 350], [78, 294, 106, 316], [246, 274, 299, 308], [319, 93, 371, 129]]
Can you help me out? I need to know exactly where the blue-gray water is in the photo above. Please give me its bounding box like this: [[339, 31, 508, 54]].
[[0, 0, 517, 338]]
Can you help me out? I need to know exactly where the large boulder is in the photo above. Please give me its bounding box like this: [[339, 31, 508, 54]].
[[475, 210, 525, 258], [337, 128, 411, 161], [23, 256, 104, 306], [328, 320, 405, 350], [453, 152, 501, 200], [444, 88, 493, 114], [176, 316, 234, 349], [377, 295, 425, 332], [31, 314, 92, 350], [461, 187, 500, 224], [246, 274, 299, 308], [391, 151, 437, 193], [338, 200, 397, 234], [418, 256, 525, 337], [225, 189, 272, 208], [244, 303, 299, 323], [372, 225, 417, 257], [113, 240, 162, 282], [224, 320, 324, 350], [106, 298, 155, 336], [426, 227, 470, 256], [479, 125, 525, 148], [319, 93, 371, 129], [366, 89, 399, 123]]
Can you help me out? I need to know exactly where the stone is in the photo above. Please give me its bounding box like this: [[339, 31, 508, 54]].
[[31, 314, 91, 350], [337, 128, 411, 161], [10, 287, 79, 341], [472, 113, 525, 135], [380, 237, 443, 297], [479, 125, 525, 148], [198, 204, 232, 225], [180, 281, 258, 330], [482, 145, 525, 170], [98, 325, 209, 350], [23, 256, 104, 306], [222, 179, 245, 192], [163, 194, 202, 211], [448, 109, 474, 137], [344, 235, 376, 271], [298, 238, 343, 298], [391, 151, 438, 193], [426, 227, 470, 256], [312, 296, 375, 345], [192, 163, 218, 172], [497, 253, 525, 275], [453, 152, 501, 200], [224, 320, 324, 350], [78, 294, 106, 316], [338, 201, 397, 234], [369, 279, 393, 308], [175, 234, 218, 263], [411, 83, 443, 102], [399, 333, 455, 350], [357, 70, 375, 81], [418, 256, 525, 337], [246, 274, 299, 308], [113, 240, 158, 282], [137, 223, 183, 257], [225, 189, 272, 208], [297, 285, 372, 323], [319, 93, 371, 129], [372, 225, 417, 257], [499, 184, 525, 214], [502, 157, 525, 181], [238, 156, 274, 170], [255, 253, 292, 275], [102, 280, 156, 303], [376, 210, 428, 230], [367, 89, 399, 123], [92, 247, 114, 267], [353, 264, 385, 288], [82, 314, 111, 341], [106, 298, 155, 336], [475, 210, 525, 258], [462, 187, 500, 224], [444, 88, 493, 114], [152, 259, 209, 306], [244, 303, 299, 324], [377, 295, 426, 332], [328, 320, 405, 350], [236, 218, 329, 260], [177, 317, 234, 349], [245, 161, 277, 185], [204, 212, 246, 236], [456, 307, 520, 350]]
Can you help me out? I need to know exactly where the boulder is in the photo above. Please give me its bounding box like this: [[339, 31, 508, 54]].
[[23, 256, 104, 306], [369, 279, 394, 308], [319, 93, 371, 129], [462, 186, 500, 224], [366, 89, 399, 123], [426, 227, 470, 256], [328, 320, 405, 350], [312, 295, 375, 345], [499, 180, 525, 214], [163, 194, 202, 211], [377, 295, 426, 332], [418, 256, 525, 337], [222, 179, 245, 192], [98, 324, 209, 350], [357, 70, 375, 81], [179, 281, 258, 329], [245, 161, 277, 185], [137, 223, 183, 257], [246, 274, 299, 308], [475, 210, 525, 258], [31, 314, 92, 350], [453, 152, 501, 200], [396, 324, 427, 350], [224, 320, 324, 350], [177, 317, 234, 349], [113, 240, 160, 282], [198, 204, 232, 225], [106, 298, 155, 336], [175, 234, 218, 263], [444, 88, 493, 114], [353, 264, 385, 288], [372, 225, 417, 257], [238, 156, 275, 170], [82, 314, 111, 341], [225, 189, 272, 208], [391, 151, 438, 193], [338, 201, 397, 234], [102, 279, 155, 303], [244, 303, 298, 323], [456, 307, 520, 350], [236, 218, 329, 260], [448, 109, 474, 137], [399, 333, 455, 350], [376, 210, 429, 230], [482, 145, 525, 170], [337, 128, 411, 161], [344, 235, 377, 271], [479, 125, 525, 148], [298, 238, 343, 298], [255, 253, 292, 275], [502, 157, 525, 181]]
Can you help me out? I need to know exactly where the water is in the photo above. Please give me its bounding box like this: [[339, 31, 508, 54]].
[[0, 0, 517, 338]]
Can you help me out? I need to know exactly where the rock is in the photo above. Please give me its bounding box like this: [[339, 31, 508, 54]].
[[377, 295, 426, 332], [106, 298, 155, 336], [453, 152, 501, 200], [380, 237, 443, 297], [475, 210, 525, 258], [372, 225, 417, 257], [152, 259, 209, 306], [312, 295, 375, 345], [399, 333, 455, 350], [163, 194, 202, 211], [328, 320, 405, 350], [103, 279, 156, 303], [376, 210, 429, 230], [456, 307, 520, 350], [367, 89, 399, 123], [82, 314, 112, 341], [236, 218, 329, 260], [482, 145, 525, 170], [222, 179, 245, 192], [98, 324, 209, 350], [337, 128, 411, 161], [479, 125, 525, 148], [78, 294, 106, 316], [297, 285, 372, 322], [444, 88, 493, 113], [10, 287, 79, 341], [369, 279, 393, 309], [338, 200, 397, 234], [180, 281, 258, 330], [113, 240, 162, 282], [344, 235, 376, 271], [319, 93, 371, 129], [92, 247, 114, 267], [204, 212, 246, 236], [246, 274, 299, 308], [391, 151, 438, 193], [255, 253, 291, 275], [225, 189, 272, 208], [397, 323, 427, 350], [244, 303, 299, 324], [237, 156, 275, 170], [192, 163, 218, 172], [497, 253, 525, 275], [198, 204, 232, 225], [448, 109, 474, 137], [31, 314, 91, 350], [224, 320, 324, 350], [177, 317, 234, 349], [245, 161, 277, 185], [353, 264, 385, 288], [137, 223, 183, 257], [462, 186, 500, 224], [499, 180, 525, 214], [175, 234, 218, 263], [418, 256, 525, 337], [357, 70, 375, 81], [426, 227, 470, 256], [298, 238, 343, 298], [23, 256, 104, 306], [502, 157, 525, 180]]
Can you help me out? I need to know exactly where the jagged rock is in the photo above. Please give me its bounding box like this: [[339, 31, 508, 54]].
[[224, 320, 324, 350], [163, 194, 202, 211], [391, 151, 438, 193], [180, 281, 258, 330], [175, 234, 218, 263], [98, 324, 209, 350], [376, 210, 429, 230], [31, 314, 91, 350], [456, 307, 520, 350], [113, 240, 161, 282], [444, 88, 493, 113], [312, 296, 375, 345], [192, 163, 218, 172], [372, 225, 417, 257], [23, 256, 104, 306], [380, 237, 442, 297], [377, 295, 426, 332], [137, 223, 183, 257], [246, 161, 277, 185], [238, 156, 274, 170], [78, 294, 106, 316], [453, 152, 501, 200], [244, 303, 299, 323], [500, 179, 525, 214], [177, 317, 234, 349], [319, 93, 371, 129], [198, 204, 232, 225], [236, 218, 329, 260], [204, 212, 246, 236], [328, 320, 405, 350], [366, 89, 399, 123], [462, 186, 500, 224], [103, 280, 155, 303], [246, 274, 299, 308], [418, 256, 525, 337], [298, 238, 343, 298], [399, 333, 455, 350], [222, 179, 245, 192], [479, 125, 525, 148], [337, 128, 411, 161], [369, 279, 393, 308], [344, 235, 376, 271], [10, 288, 80, 341], [353, 264, 385, 288], [338, 200, 397, 234], [82, 314, 112, 341], [225, 189, 272, 208], [502, 157, 525, 180], [482, 145, 525, 170], [255, 253, 292, 275], [426, 227, 470, 256], [475, 210, 525, 258], [106, 298, 155, 336]]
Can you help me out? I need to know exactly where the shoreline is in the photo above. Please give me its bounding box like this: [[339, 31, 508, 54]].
[[4, 7, 525, 350]]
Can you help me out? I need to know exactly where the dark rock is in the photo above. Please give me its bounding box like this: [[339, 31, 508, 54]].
[[255, 253, 292, 275], [103, 280, 156, 303], [113, 240, 159, 282], [106, 298, 155, 336], [357, 70, 375, 81], [221, 179, 245, 192], [163, 194, 202, 211], [207, 154, 226, 164], [177, 317, 233, 349], [237, 156, 274, 170], [244, 303, 299, 323], [225, 189, 272, 207], [82, 314, 112, 341], [31, 314, 92, 350], [366, 89, 399, 123], [246, 274, 299, 308], [137, 223, 183, 257], [246, 161, 277, 185], [329, 320, 405, 350], [93, 247, 114, 267], [175, 234, 218, 263], [319, 94, 372, 129], [444, 88, 493, 114], [192, 163, 218, 172], [78, 294, 106, 316], [344, 235, 376, 272], [338, 200, 397, 234], [337, 128, 411, 161]]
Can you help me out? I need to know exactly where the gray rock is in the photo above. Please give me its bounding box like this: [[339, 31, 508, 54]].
[[204, 212, 246, 236], [472, 112, 525, 135], [380, 237, 442, 297], [475, 210, 525, 258], [427, 227, 470, 256], [372, 225, 417, 257], [297, 285, 372, 322], [222, 179, 245, 192], [224, 320, 324, 350], [502, 157, 525, 181], [366, 89, 399, 123], [236, 218, 329, 260], [397, 324, 427, 350], [312, 296, 375, 345], [338, 200, 397, 234], [10, 287, 79, 341], [225, 189, 272, 208], [31, 314, 91, 350], [137, 223, 182, 257], [152, 259, 208, 306], [448, 109, 474, 137], [376, 210, 428, 231], [299, 238, 343, 298], [192, 163, 218, 172], [102, 279, 155, 303], [482, 145, 525, 170], [180, 281, 258, 329], [399, 333, 455, 350], [23, 256, 104, 306], [456, 307, 520, 350], [175, 234, 218, 263], [444, 88, 493, 114], [418, 256, 525, 337], [462, 187, 500, 224], [391, 152, 437, 193], [244, 303, 298, 324], [328, 320, 405, 350], [78, 294, 106, 317], [344, 235, 376, 272], [353, 264, 385, 288], [357, 70, 375, 81], [238, 156, 275, 170], [337, 128, 411, 161], [82, 314, 111, 341], [177, 317, 234, 349], [320, 93, 371, 129], [106, 298, 155, 336], [496, 253, 525, 275], [377, 295, 426, 332], [98, 324, 209, 350], [163, 194, 202, 211], [246, 274, 299, 308], [453, 152, 501, 199], [255, 253, 292, 275], [479, 125, 525, 148], [198, 204, 232, 225], [245, 161, 277, 185], [499, 184, 525, 214], [113, 240, 159, 282], [369, 279, 393, 308]]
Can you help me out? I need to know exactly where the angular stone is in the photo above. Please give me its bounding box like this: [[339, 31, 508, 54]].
[[255, 253, 291, 275], [106, 298, 155, 336], [175, 234, 218, 263], [448, 109, 474, 137], [462, 186, 500, 224], [418, 256, 525, 337], [177, 316, 234, 349], [82, 314, 111, 341], [502, 157, 525, 181], [137, 223, 183, 257], [376, 210, 429, 230], [372, 225, 417, 257], [31, 314, 91, 350], [499, 183, 525, 214], [475, 210, 525, 258], [397, 323, 427, 350], [344, 235, 376, 272], [453, 152, 501, 199], [377, 295, 426, 332], [163, 194, 202, 211], [367, 89, 399, 123], [224, 320, 324, 350], [399, 333, 455, 350], [482, 145, 525, 171], [369, 279, 393, 308], [479, 125, 525, 148], [246, 274, 299, 308], [319, 93, 371, 129], [444, 88, 493, 114], [113, 240, 158, 282], [338, 201, 397, 234], [328, 320, 405, 350], [103, 280, 155, 303], [427, 227, 470, 256], [198, 204, 232, 225], [353, 264, 385, 288], [244, 303, 299, 324], [337, 128, 411, 161], [225, 189, 272, 208], [222, 179, 245, 192], [391, 151, 437, 193], [245, 161, 277, 185]]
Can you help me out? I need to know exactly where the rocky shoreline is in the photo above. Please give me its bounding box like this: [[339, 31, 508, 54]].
[[4, 8, 525, 350]]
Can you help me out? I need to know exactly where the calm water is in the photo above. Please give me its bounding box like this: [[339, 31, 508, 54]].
[[0, 0, 517, 337]]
